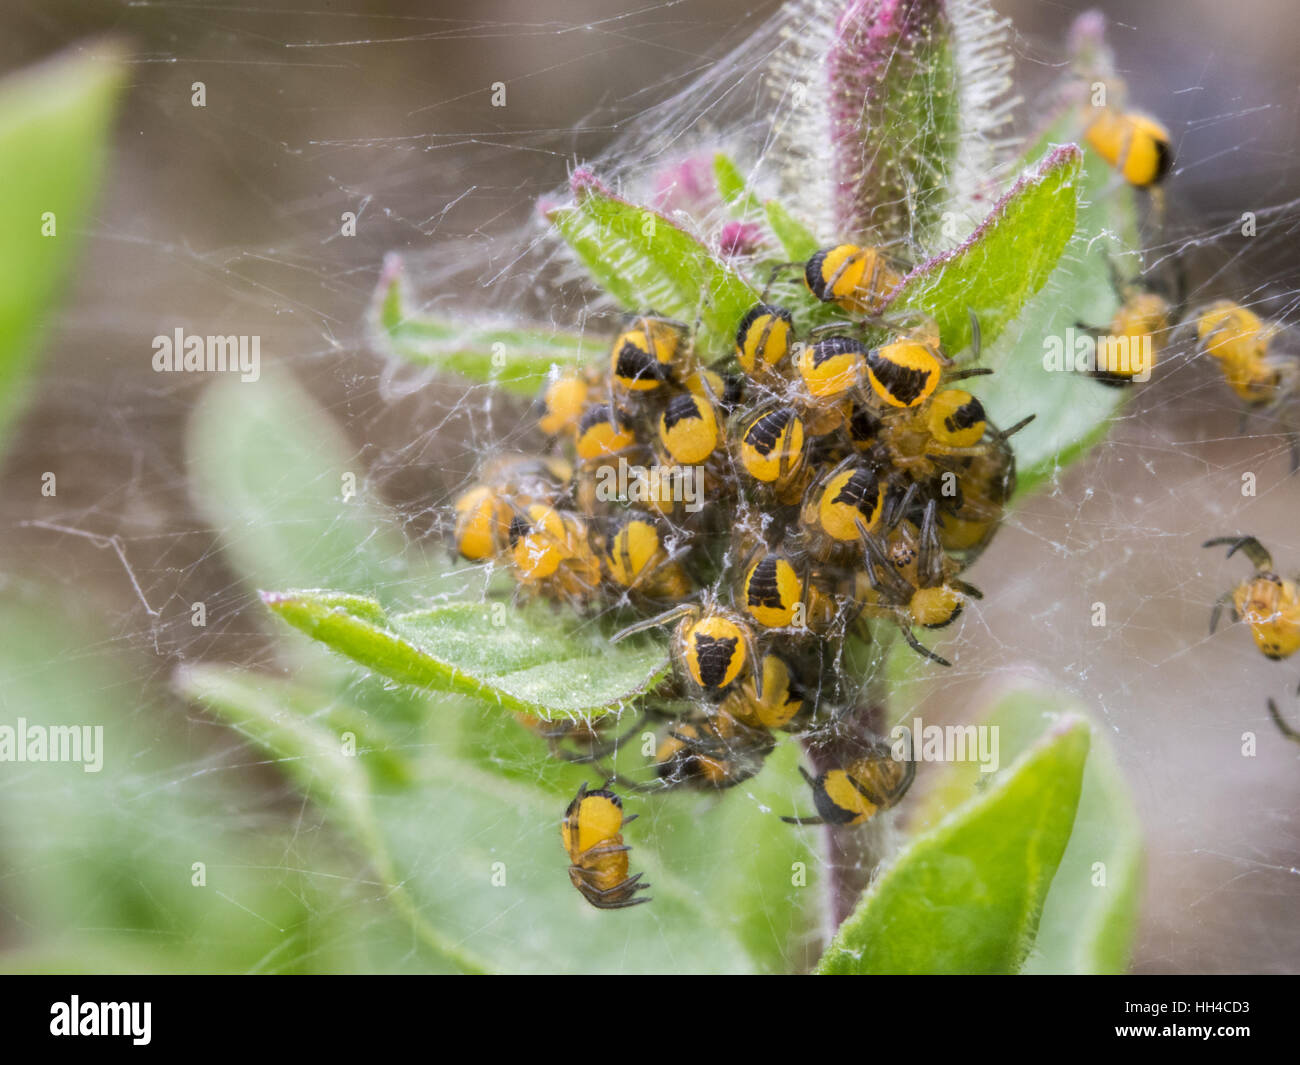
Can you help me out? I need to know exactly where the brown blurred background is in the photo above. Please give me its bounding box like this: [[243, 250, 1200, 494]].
[[1, 0, 1297, 972]]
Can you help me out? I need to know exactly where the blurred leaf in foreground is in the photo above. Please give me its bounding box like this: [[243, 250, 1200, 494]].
[[0, 45, 125, 448]]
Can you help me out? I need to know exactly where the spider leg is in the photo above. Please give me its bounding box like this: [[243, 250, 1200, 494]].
[[1266, 699, 1300, 747], [998, 414, 1037, 440], [885, 481, 919, 531], [1203, 535, 1273, 571], [857, 521, 913, 601], [612, 602, 694, 642], [1208, 590, 1236, 634], [899, 624, 952, 667], [918, 498, 942, 587], [823, 248, 859, 298], [760, 262, 801, 302]]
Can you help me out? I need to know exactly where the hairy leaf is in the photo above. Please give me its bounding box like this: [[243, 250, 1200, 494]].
[[372, 257, 591, 396], [548, 171, 757, 355], [714, 152, 762, 216], [816, 716, 1089, 974], [886, 145, 1082, 356], [262, 590, 669, 720], [910, 688, 1143, 974], [187, 370, 407, 595], [978, 122, 1143, 497], [0, 601, 351, 974]]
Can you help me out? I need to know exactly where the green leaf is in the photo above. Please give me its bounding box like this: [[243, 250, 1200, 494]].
[[714, 152, 761, 216], [885, 144, 1126, 494], [911, 687, 1143, 974], [182, 659, 760, 974], [886, 145, 1082, 357], [764, 200, 820, 262], [816, 715, 1090, 974], [371, 260, 591, 396], [0, 598, 350, 973], [649, 743, 821, 972], [179, 663, 414, 788], [548, 173, 757, 355], [973, 128, 1142, 497], [0, 47, 125, 449], [262, 590, 669, 720], [187, 369, 408, 595], [176, 662, 486, 974]]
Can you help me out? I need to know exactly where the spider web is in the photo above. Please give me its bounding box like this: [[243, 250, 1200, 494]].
[[1, 0, 1298, 975]]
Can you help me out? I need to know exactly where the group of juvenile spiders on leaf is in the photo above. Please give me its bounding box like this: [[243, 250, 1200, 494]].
[[442, 43, 1300, 911], [454, 236, 1034, 909]]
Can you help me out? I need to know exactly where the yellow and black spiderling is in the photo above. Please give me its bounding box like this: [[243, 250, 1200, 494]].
[[1204, 536, 1300, 661], [453, 484, 509, 562], [928, 389, 987, 448], [562, 782, 650, 910], [784, 740, 916, 827], [1196, 300, 1293, 408], [799, 335, 868, 400], [683, 613, 750, 692], [738, 403, 809, 502], [602, 512, 691, 599], [1090, 290, 1169, 386], [658, 391, 720, 465], [865, 337, 945, 408], [539, 371, 591, 436], [610, 316, 688, 392], [803, 244, 903, 315], [653, 713, 774, 790], [806, 458, 888, 545], [508, 503, 601, 602], [735, 303, 794, 378], [575, 403, 638, 462], [1084, 108, 1173, 188], [741, 552, 804, 628], [614, 601, 756, 696], [723, 654, 806, 731]]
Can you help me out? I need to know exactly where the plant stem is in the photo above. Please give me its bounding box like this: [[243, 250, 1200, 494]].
[[802, 687, 888, 939]]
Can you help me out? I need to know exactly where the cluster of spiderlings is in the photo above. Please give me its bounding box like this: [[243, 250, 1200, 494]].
[[451, 243, 1038, 850], [445, 86, 1300, 908]]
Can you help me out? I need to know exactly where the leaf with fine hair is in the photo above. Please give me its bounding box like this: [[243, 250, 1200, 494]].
[[371, 255, 592, 396], [548, 170, 757, 354], [262, 590, 669, 720], [816, 715, 1089, 974]]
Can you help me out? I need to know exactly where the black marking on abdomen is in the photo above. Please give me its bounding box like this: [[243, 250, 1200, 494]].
[[693, 634, 739, 688]]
